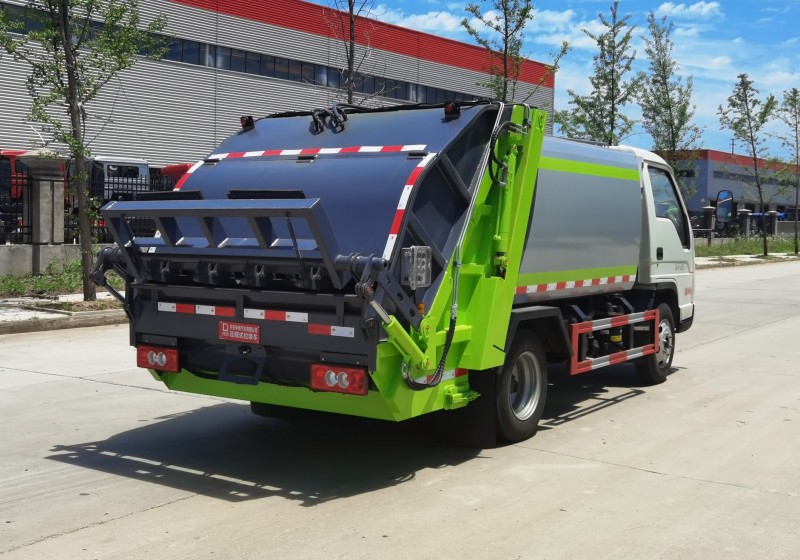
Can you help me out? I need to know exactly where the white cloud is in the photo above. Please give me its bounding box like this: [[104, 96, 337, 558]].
[[655, 2, 722, 19], [374, 4, 465, 33], [674, 26, 700, 37]]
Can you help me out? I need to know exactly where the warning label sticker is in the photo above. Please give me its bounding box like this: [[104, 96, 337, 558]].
[[219, 321, 261, 343]]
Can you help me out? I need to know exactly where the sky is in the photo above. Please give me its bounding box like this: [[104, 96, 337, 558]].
[[308, 0, 800, 159]]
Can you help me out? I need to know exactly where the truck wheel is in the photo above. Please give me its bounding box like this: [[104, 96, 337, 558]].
[[635, 303, 675, 385], [496, 332, 548, 442]]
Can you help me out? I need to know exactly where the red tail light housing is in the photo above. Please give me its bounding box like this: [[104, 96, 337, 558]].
[[136, 345, 180, 372], [310, 364, 368, 396]]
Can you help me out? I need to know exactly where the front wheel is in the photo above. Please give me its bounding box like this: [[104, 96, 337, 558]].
[[635, 303, 675, 385], [496, 332, 548, 442]]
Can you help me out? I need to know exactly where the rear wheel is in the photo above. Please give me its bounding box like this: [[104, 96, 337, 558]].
[[496, 332, 548, 442], [635, 303, 675, 385]]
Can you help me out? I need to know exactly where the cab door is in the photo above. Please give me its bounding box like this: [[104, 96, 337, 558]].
[[644, 164, 694, 323]]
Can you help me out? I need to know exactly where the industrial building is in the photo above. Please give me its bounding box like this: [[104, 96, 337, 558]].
[[679, 150, 799, 220], [0, 0, 555, 166]]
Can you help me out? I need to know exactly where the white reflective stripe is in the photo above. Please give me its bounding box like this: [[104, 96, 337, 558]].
[[420, 152, 437, 167], [281, 149, 302, 156], [318, 147, 342, 154], [208, 153, 228, 160], [402, 144, 427, 151], [397, 184, 414, 210], [244, 308, 265, 319], [187, 160, 204, 173], [244, 150, 264, 157], [158, 302, 176, 312], [195, 305, 216, 315], [285, 312, 308, 323], [592, 317, 614, 329], [626, 347, 647, 360], [330, 326, 355, 338], [358, 146, 382, 152], [382, 234, 397, 260]]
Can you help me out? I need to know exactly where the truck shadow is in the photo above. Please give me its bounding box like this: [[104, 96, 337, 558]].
[[540, 364, 670, 429], [45, 365, 672, 505], [46, 403, 480, 506]]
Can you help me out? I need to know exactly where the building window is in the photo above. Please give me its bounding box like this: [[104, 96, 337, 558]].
[[231, 49, 246, 73], [260, 54, 274, 77], [182, 40, 200, 65], [165, 38, 182, 62], [288, 59, 302, 82], [215, 46, 231, 70], [246, 51, 260, 74], [300, 61, 315, 84], [274, 57, 289, 80]]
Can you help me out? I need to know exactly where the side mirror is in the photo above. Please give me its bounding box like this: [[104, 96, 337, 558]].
[[715, 190, 733, 224]]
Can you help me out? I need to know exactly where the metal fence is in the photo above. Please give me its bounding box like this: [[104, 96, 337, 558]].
[[65, 175, 159, 243], [1, 163, 179, 245], [0, 166, 33, 245]]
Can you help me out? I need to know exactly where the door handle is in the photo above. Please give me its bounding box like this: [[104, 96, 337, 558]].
[[657, 247, 663, 260]]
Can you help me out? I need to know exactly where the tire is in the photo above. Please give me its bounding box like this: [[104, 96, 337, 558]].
[[635, 303, 675, 385], [496, 332, 548, 442]]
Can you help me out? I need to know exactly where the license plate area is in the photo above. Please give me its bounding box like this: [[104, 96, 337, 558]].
[[218, 321, 261, 343]]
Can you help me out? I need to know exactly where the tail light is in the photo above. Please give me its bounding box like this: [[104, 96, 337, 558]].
[[16, 217, 23, 227], [136, 345, 180, 372], [310, 364, 368, 396]]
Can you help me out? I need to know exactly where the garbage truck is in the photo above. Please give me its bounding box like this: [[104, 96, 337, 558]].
[[92, 100, 694, 443]]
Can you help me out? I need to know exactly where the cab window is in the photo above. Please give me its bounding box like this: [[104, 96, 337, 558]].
[[649, 166, 689, 248]]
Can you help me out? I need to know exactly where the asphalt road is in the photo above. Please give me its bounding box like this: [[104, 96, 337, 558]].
[[2, 262, 799, 559]]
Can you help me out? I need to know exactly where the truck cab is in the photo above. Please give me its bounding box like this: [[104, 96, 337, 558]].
[[611, 146, 694, 331], [69, 156, 150, 204]]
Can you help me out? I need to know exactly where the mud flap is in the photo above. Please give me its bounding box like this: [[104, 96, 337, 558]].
[[429, 369, 499, 448]]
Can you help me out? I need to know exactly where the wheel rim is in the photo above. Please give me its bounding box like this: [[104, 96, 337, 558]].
[[655, 318, 674, 369], [508, 351, 542, 421]]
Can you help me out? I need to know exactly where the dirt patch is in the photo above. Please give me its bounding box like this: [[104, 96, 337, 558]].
[[35, 299, 122, 312]]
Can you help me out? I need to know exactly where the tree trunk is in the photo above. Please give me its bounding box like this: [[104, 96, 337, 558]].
[[59, 1, 96, 300]]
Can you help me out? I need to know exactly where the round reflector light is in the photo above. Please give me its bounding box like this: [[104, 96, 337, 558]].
[[324, 369, 338, 387]]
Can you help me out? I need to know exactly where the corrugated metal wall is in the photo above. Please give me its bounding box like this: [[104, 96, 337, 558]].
[[1, 0, 554, 166]]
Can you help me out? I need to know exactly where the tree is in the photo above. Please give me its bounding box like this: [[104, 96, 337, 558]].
[[0, 0, 166, 300], [324, 1, 385, 104], [555, 0, 638, 144], [776, 88, 800, 254], [462, 0, 531, 103], [718, 74, 777, 256], [461, 1, 569, 105], [636, 12, 702, 196]]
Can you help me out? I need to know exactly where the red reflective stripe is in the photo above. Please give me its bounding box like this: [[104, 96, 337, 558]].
[[174, 175, 189, 191], [591, 278, 601, 286], [609, 351, 629, 364], [515, 286, 527, 295], [389, 209, 405, 234], [406, 166, 424, 185], [575, 280, 585, 288], [176, 303, 195, 314], [265, 310, 287, 321], [381, 145, 403, 152], [263, 149, 281, 156], [308, 324, 331, 335], [610, 316, 629, 327], [227, 152, 246, 158], [455, 368, 468, 378], [339, 146, 360, 153], [536, 284, 548, 293], [556, 282, 567, 290], [215, 307, 236, 317], [300, 148, 321, 155]]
